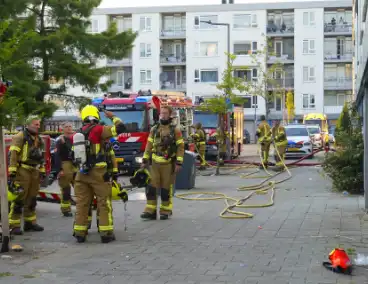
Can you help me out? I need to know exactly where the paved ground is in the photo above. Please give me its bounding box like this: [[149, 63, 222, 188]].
[[1, 157, 368, 284]]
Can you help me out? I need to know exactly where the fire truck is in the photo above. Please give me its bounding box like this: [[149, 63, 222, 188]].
[[92, 91, 194, 173], [193, 105, 244, 160]]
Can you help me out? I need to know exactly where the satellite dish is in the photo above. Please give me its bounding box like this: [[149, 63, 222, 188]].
[[159, 72, 168, 81]]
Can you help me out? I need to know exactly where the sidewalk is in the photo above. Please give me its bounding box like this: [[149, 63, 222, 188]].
[[1, 167, 368, 284], [240, 144, 259, 157]]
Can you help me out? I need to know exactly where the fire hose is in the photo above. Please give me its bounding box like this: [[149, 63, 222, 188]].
[[176, 142, 314, 219]]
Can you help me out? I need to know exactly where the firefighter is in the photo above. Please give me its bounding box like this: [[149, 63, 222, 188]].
[[55, 122, 76, 217], [87, 138, 119, 231], [256, 115, 272, 169], [213, 124, 229, 166], [72, 105, 126, 244], [272, 119, 288, 169], [140, 105, 184, 220], [191, 122, 206, 170], [8, 116, 45, 235]]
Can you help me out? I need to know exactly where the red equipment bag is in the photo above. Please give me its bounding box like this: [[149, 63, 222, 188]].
[[323, 248, 352, 274]]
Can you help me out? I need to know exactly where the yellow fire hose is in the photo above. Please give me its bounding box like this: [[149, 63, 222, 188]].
[[176, 142, 292, 219]]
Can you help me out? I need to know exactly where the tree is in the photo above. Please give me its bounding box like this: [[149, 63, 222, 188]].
[[6, 0, 137, 118], [197, 53, 247, 175], [247, 38, 284, 119], [335, 102, 351, 146], [285, 90, 295, 123]]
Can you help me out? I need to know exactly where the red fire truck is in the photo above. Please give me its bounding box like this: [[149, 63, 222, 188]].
[[93, 91, 194, 173], [193, 105, 244, 159]]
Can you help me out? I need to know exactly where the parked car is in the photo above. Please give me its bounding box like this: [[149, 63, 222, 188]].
[[306, 125, 323, 149], [243, 129, 250, 144], [329, 126, 336, 144], [285, 124, 314, 159]]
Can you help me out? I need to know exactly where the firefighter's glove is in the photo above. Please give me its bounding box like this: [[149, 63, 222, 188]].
[[141, 159, 149, 169], [9, 171, 17, 181], [118, 189, 128, 203]]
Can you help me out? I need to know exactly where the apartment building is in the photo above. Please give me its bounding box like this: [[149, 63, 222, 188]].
[[83, 0, 352, 134]]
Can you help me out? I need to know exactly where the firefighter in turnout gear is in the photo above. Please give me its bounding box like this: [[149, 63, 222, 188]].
[[8, 116, 45, 235], [272, 120, 288, 169], [256, 115, 272, 169], [72, 105, 126, 244], [214, 127, 229, 166], [55, 122, 76, 217], [191, 122, 206, 170], [140, 106, 185, 220], [87, 138, 119, 231]]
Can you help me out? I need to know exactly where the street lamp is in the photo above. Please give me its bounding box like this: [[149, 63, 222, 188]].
[[199, 20, 233, 158]]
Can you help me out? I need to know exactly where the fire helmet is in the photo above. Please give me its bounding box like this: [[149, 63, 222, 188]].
[[81, 105, 100, 122], [7, 181, 24, 202], [130, 169, 150, 188]]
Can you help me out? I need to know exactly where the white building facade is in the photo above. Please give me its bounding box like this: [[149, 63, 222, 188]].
[[74, 0, 352, 133]]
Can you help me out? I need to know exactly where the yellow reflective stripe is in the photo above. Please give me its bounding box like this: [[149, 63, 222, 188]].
[[96, 144, 100, 154], [143, 152, 150, 159], [88, 216, 92, 221], [107, 199, 113, 226], [112, 117, 121, 124], [160, 204, 172, 211], [74, 225, 88, 231], [111, 126, 117, 136], [148, 137, 153, 142], [8, 166, 17, 172], [176, 138, 184, 145], [113, 168, 118, 173], [95, 162, 107, 167], [21, 142, 28, 162], [177, 156, 183, 162], [99, 225, 114, 231], [145, 204, 156, 209], [110, 149, 114, 155], [24, 215, 36, 221], [9, 146, 21, 152], [60, 203, 70, 208], [152, 154, 171, 163], [9, 219, 21, 225], [199, 141, 206, 145], [39, 167, 45, 173]]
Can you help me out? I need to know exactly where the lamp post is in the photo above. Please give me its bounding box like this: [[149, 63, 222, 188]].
[[200, 20, 232, 159]]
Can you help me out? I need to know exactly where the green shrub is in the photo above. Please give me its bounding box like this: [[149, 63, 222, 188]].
[[323, 103, 364, 194]]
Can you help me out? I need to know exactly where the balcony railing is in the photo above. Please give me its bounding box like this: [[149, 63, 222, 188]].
[[324, 52, 353, 61], [324, 23, 352, 33], [324, 106, 343, 114], [268, 77, 294, 89], [107, 58, 132, 65], [324, 77, 352, 89], [160, 53, 186, 64], [160, 71, 186, 90], [108, 82, 133, 92], [160, 29, 186, 37], [160, 81, 187, 90], [267, 24, 294, 34], [267, 53, 294, 62]]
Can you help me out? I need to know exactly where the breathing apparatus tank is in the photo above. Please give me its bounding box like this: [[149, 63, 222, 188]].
[[73, 132, 88, 173]]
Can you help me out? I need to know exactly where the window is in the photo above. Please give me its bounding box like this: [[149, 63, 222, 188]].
[[233, 14, 257, 28], [140, 16, 152, 31], [194, 69, 218, 83], [194, 42, 218, 56], [140, 70, 152, 84], [303, 66, 315, 82], [243, 96, 258, 108], [233, 42, 258, 55], [303, 11, 315, 26], [116, 70, 124, 86], [234, 69, 258, 82], [140, 43, 152, 58], [302, 39, 315, 54], [302, 94, 315, 109], [194, 15, 218, 29], [87, 19, 99, 33]]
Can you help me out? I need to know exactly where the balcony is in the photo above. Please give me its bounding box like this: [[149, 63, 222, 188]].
[[268, 77, 294, 89], [160, 53, 186, 66], [108, 82, 133, 93], [324, 52, 353, 63], [160, 29, 186, 39], [267, 54, 294, 64], [106, 57, 132, 67], [266, 24, 294, 37], [324, 106, 343, 114], [160, 70, 186, 91], [324, 23, 352, 36], [324, 77, 352, 90]]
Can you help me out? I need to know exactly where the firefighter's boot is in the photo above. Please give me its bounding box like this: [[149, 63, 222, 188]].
[[75, 235, 86, 243], [140, 212, 157, 220], [24, 222, 44, 232], [198, 165, 206, 170], [160, 214, 170, 220], [11, 227, 23, 235], [63, 212, 73, 217], [101, 233, 116, 244]]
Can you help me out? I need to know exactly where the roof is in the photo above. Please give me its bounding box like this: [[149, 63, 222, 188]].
[[94, 1, 352, 15]]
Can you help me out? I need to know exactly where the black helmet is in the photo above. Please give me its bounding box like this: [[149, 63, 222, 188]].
[[130, 169, 150, 188]]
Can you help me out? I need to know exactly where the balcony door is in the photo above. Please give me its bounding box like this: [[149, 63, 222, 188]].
[[175, 69, 182, 88], [173, 43, 182, 59], [174, 15, 182, 32], [275, 41, 282, 57]]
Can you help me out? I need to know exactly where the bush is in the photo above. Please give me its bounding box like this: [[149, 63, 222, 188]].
[[323, 103, 364, 194]]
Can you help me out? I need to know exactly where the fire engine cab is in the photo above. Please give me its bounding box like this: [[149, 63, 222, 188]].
[[92, 91, 194, 173]]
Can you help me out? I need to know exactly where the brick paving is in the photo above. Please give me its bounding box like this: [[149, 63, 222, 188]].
[[1, 163, 368, 284]]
